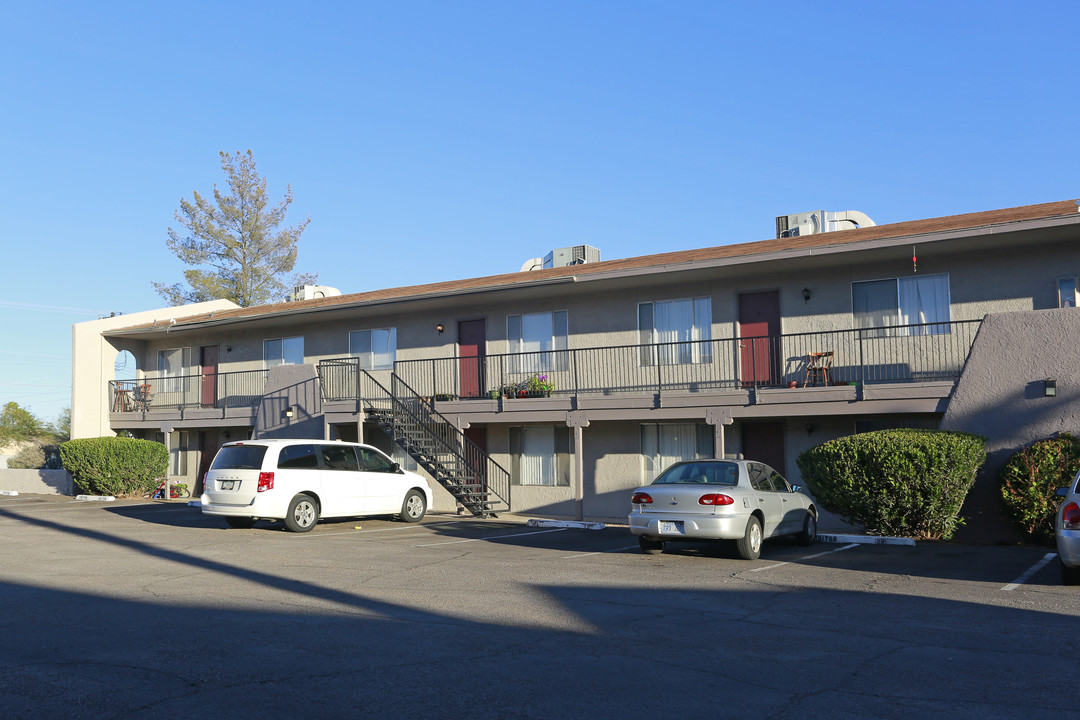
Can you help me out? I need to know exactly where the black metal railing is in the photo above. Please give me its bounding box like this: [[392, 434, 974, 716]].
[[379, 319, 981, 400], [109, 369, 269, 413], [317, 359, 510, 515]]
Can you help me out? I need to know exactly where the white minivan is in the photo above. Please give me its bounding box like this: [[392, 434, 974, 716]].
[[201, 439, 434, 532]]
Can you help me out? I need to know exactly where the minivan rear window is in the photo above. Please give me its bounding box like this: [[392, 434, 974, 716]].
[[211, 445, 268, 471]]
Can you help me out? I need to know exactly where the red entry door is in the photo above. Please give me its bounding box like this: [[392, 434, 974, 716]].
[[738, 291, 781, 387], [200, 345, 219, 407], [458, 320, 486, 398]]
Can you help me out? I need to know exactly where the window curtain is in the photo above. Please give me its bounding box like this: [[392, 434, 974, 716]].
[[641, 424, 711, 482], [642, 298, 712, 365], [351, 329, 396, 370], [852, 279, 898, 332], [508, 311, 568, 374], [899, 274, 950, 335], [521, 426, 555, 485]]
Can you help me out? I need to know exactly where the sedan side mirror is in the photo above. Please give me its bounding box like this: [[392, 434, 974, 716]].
[[391, 462, 403, 474], [791, 484, 802, 493]]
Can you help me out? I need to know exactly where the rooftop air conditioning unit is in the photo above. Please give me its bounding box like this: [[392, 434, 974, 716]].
[[289, 284, 342, 302], [543, 245, 601, 268], [775, 210, 875, 239]]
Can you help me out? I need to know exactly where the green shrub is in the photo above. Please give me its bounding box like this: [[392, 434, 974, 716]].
[[998, 433, 1080, 544], [796, 429, 987, 540], [59, 437, 168, 497], [7, 443, 45, 469]]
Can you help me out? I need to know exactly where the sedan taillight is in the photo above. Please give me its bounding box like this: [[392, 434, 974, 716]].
[[1064, 502, 1080, 530], [631, 491, 653, 504], [699, 493, 734, 506], [257, 472, 275, 492]]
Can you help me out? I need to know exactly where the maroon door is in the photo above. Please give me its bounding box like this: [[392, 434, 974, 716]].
[[200, 345, 219, 407], [458, 320, 486, 398], [742, 422, 786, 476], [738, 291, 781, 387]]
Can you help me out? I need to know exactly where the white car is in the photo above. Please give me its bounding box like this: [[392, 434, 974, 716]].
[[1056, 472, 1080, 585], [201, 439, 433, 532], [628, 459, 817, 559]]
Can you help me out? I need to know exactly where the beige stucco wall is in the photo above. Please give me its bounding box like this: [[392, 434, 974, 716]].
[[71, 300, 239, 440]]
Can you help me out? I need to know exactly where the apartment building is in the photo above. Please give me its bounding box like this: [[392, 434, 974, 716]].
[[71, 199, 1080, 537]]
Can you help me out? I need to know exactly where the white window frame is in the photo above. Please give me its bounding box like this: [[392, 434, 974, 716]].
[[507, 310, 568, 373], [264, 336, 304, 368], [853, 273, 951, 336], [509, 425, 571, 487], [638, 297, 712, 365], [349, 328, 397, 370], [640, 423, 715, 483]]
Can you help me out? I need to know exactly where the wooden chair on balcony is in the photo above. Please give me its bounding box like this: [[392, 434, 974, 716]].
[[803, 351, 833, 387], [132, 384, 153, 411]]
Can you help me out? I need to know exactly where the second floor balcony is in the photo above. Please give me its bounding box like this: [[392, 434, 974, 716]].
[[321, 320, 982, 405], [109, 369, 269, 415]]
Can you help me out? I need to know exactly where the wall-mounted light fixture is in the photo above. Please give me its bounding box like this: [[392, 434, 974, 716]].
[[226, 345, 232, 353], [223, 431, 231, 441], [283, 406, 295, 420], [805, 423, 814, 436], [1045, 379, 1057, 397], [436, 324, 445, 334], [802, 288, 811, 303]]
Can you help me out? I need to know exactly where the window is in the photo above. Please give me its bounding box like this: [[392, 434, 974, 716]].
[[641, 423, 715, 482], [320, 445, 359, 472], [358, 447, 397, 473], [638, 298, 712, 365], [277, 444, 319, 469], [156, 430, 189, 477], [350, 328, 397, 370], [158, 348, 191, 393], [852, 274, 950, 335], [1059, 277, 1079, 308], [509, 426, 571, 486], [507, 311, 568, 372], [264, 336, 304, 367]]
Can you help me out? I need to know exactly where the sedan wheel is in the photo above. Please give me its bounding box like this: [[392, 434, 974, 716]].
[[797, 512, 817, 546], [736, 516, 762, 560], [639, 536, 664, 555], [285, 494, 318, 533], [1062, 558, 1080, 586]]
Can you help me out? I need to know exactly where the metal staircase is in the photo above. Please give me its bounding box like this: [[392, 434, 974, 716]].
[[318, 359, 510, 516]]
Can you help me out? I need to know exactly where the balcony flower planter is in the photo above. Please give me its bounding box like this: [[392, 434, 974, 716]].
[[516, 390, 552, 398]]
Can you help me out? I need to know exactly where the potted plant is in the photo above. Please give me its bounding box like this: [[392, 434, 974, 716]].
[[520, 374, 554, 398]]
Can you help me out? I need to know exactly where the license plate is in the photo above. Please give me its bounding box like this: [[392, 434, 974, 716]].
[[659, 521, 684, 535], [221, 480, 236, 490]]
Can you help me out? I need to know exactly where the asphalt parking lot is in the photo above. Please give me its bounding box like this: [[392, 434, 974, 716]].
[[1, 493, 1078, 720]]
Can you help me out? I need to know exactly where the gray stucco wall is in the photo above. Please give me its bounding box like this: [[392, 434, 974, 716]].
[[942, 308, 1080, 542], [0, 470, 75, 495]]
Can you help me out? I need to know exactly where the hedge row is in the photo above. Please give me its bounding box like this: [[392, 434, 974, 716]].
[[796, 429, 987, 540], [998, 433, 1080, 544], [59, 437, 168, 497]]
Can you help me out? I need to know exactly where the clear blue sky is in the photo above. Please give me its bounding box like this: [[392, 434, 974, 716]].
[[1, 1, 1077, 426]]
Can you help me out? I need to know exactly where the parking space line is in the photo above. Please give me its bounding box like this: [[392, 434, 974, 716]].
[[415, 527, 568, 547], [562, 544, 639, 559], [750, 542, 860, 572], [1002, 552, 1057, 591], [293, 521, 464, 538]]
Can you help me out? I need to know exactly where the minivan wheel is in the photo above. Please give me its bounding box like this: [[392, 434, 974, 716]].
[[736, 516, 762, 560], [399, 490, 426, 523], [285, 494, 318, 533], [225, 516, 256, 529]]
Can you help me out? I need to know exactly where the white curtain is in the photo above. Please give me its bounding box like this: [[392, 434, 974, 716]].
[[521, 427, 555, 485], [642, 424, 700, 481], [899, 274, 950, 334]]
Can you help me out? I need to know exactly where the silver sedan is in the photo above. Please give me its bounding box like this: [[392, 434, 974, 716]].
[[1056, 472, 1080, 585], [628, 459, 817, 559]]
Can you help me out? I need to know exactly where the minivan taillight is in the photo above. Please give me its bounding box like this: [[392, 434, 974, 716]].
[[257, 472, 275, 492], [631, 492, 653, 504], [1064, 502, 1080, 530], [699, 493, 734, 506]]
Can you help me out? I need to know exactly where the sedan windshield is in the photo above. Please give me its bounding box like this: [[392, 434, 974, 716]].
[[652, 461, 738, 486]]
